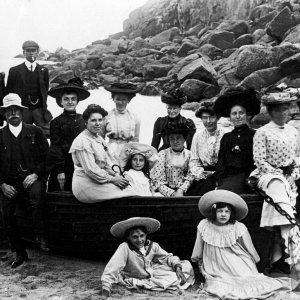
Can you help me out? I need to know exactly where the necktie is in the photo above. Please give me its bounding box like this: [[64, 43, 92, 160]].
[[30, 65, 33, 72]]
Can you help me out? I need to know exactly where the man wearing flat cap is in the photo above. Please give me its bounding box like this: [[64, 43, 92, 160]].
[[0, 93, 49, 268], [5, 40, 52, 136]]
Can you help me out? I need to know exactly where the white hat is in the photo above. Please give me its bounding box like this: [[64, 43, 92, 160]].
[[0, 93, 28, 114], [110, 217, 161, 238]]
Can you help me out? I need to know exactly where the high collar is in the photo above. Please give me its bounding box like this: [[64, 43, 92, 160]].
[[9, 122, 23, 137], [269, 120, 285, 129], [167, 114, 181, 121], [25, 60, 37, 71], [171, 147, 185, 153], [63, 110, 77, 117], [233, 124, 249, 133]]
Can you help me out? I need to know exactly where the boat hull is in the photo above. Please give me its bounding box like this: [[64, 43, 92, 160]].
[[18, 192, 272, 270]]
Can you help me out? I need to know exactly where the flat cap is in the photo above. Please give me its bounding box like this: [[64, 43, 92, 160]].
[[22, 40, 39, 50]]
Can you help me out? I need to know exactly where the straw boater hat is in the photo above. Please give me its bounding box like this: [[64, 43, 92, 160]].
[[0, 93, 28, 114], [48, 77, 90, 107], [110, 217, 161, 238], [119, 142, 158, 168], [261, 83, 300, 105], [214, 87, 260, 118], [161, 88, 187, 106], [198, 189, 248, 221], [104, 82, 144, 99]]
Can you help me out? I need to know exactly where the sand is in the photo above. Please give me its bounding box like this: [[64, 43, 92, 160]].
[[1, 248, 300, 300]]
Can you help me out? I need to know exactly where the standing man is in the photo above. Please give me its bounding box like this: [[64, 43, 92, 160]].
[[0, 93, 49, 268], [6, 40, 53, 136]]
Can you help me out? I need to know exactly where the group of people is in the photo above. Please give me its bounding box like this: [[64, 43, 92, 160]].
[[1, 39, 300, 299]]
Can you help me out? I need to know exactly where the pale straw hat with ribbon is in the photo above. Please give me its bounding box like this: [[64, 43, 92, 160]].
[[0, 93, 28, 114], [110, 217, 161, 238], [119, 142, 158, 168]]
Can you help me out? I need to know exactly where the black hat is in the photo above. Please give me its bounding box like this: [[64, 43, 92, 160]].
[[104, 82, 144, 96], [158, 120, 194, 138], [22, 40, 39, 50], [161, 89, 187, 106], [48, 77, 90, 107], [214, 87, 260, 118]]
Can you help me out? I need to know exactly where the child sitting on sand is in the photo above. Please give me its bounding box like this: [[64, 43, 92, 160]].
[[191, 189, 298, 299], [119, 143, 158, 196], [100, 217, 195, 299]]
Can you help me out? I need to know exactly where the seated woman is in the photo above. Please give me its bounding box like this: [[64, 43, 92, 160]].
[[212, 87, 260, 194], [118, 143, 158, 196], [69, 104, 137, 202], [191, 190, 298, 300], [150, 121, 194, 197], [151, 89, 196, 151], [102, 82, 143, 161], [188, 101, 229, 196], [46, 77, 88, 192], [250, 85, 300, 274], [100, 217, 195, 299]]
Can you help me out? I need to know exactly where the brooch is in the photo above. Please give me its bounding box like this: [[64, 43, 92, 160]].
[[27, 133, 35, 144], [231, 145, 241, 153]]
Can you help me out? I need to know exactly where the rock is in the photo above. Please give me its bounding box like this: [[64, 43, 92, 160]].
[[233, 34, 253, 48], [249, 5, 276, 20], [38, 50, 50, 60], [99, 74, 119, 85], [101, 66, 115, 75], [223, 48, 237, 58], [251, 113, 271, 129], [50, 70, 74, 84], [86, 59, 102, 70], [266, 7, 294, 41], [203, 84, 220, 99], [128, 37, 150, 51], [197, 27, 209, 39], [176, 42, 198, 57], [92, 38, 111, 46], [238, 67, 282, 90], [273, 42, 300, 65], [216, 20, 250, 39], [124, 56, 159, 77], [252, 29, 266, 43], [102, 61, 116, 69], [149, 27, 181, 46], [280, 53, 300, 76], [177, 57, 217, 83], [235, 45, 275, 79], [109, 31, 125, 40], [63, 60, 86, 71], [257, 33, 278, 45], [54, 47, 70, 60], [180, 79, 209, 102], [168, 53, 200, 76], [184, 24, 204, 36], [143, 64, 172, 80], [160, 45, 178, 55], [199, 44, 223, 60], [118, 39, 129, 54], [283, 24, 300, 43], [251, 11, 278, 32], [201, 31, 235, 51], [128, 48, 164, 58], [217, 69, 242, 88], [276, 72, 300, 87], [73, 54, 87, 61], [141, 81, 161, 96]]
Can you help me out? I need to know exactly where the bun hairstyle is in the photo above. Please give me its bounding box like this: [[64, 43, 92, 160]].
[[195, 101, 218, 118], [208, 202, 236, 224]]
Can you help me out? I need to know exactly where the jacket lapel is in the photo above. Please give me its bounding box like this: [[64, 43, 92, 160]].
[[2, 126, 12, 162], [19, 62, 27, 85]]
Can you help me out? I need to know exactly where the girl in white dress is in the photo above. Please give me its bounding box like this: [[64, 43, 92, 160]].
[[119, 143, 158, 196], [191, 190, 298, 300]]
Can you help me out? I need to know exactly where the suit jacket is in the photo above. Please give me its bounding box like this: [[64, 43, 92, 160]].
[[5, 62, 52, 122], [0, 123, 49, 185]]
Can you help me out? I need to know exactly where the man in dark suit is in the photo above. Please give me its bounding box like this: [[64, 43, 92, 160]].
[[0, 93, 49, 268], [6, 40, 53, 136]]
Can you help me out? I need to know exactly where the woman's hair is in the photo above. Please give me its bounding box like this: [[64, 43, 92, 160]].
[[195, 101, 218, 119], [82, 104, 108, 121], [208, 202, 236, 224], [111, 92, 135, 101], [265, 103, 290, 114], [124, 153, 150, 178], [124, 226, 148, 239]]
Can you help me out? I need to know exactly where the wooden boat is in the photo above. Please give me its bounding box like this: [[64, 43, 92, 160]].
[[17, 192, 273, 271]]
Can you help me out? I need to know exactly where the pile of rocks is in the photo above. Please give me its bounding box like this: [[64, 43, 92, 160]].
[[40, 0, 300, 105]]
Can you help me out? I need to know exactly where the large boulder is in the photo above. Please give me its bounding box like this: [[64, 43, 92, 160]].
[[176, 42, 198, 57], [143, 64, 172, 80], [216, 20, 250, 39], [176, 57, 217, 83], [273, 42, 300, 65], [235, 45, 275, 78], [168, 53, 200, 76], [54, 47, 70, 60], [266, 7, 294, 41], [250, 10, 278, 32], [180, 79, 209, 102], [128, 37, 151, 51], [217, 69, 242, 88], [128, 48, 164, 58], [280, 53, 300, 76], [149, 27, 181, 46], [249, 4, 276, 21], [123, 56, 159, 77], [238, 67, 283, 90], [160, 45, 178, 55], [252, 29, 267, 43], [184, 24, 204, 36], [283, 24, 300, 43], [233, 34, 253, 48], [199, 44, 223, 60], [201, 30, 235, 50]]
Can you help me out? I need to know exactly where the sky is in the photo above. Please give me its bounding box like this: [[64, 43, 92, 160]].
[[0, 0, 146, 58]]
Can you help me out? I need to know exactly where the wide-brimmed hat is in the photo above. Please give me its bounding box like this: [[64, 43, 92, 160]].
[[214, 87, 260, 118], [195, 100, 217, 118], [158, 119, 194, 137], [198, 189, 248, 221], [161, 89, 187, 106], [110, 217, 161, 238], [22, 40, 39, 50], [48, 77, 90, 107], [261, 83, 300, 105], [104, 82, 144, 96], [119, 143, 158, 168], [0, 93, 28, 114]]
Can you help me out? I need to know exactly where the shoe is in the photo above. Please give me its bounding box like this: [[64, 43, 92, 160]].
[[39, 237, 50, 252], [11, 251, 28, 268]]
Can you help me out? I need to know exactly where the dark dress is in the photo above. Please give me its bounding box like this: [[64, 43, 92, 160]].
[[151, 115, 196, 151], [214, 124, 256, 194], [46, 110, 85, 192]]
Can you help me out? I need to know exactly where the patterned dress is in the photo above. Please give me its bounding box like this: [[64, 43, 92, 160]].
[[150, 148, 193, 196], [191, 219, 297, 299]]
